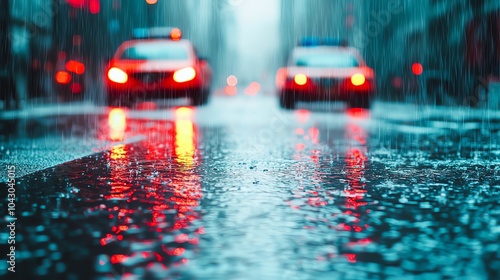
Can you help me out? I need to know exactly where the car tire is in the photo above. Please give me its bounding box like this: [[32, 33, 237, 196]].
[[279, 92, 295, 109], [348, 96, 371, 109], [192, 89, 209, 106]]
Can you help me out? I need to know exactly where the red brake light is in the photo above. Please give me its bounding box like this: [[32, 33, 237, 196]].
[[108, 67, 128, 84], [55, 71, 71, 84], [412, 63, 423, 76], [65, 60, 85, 74], [66, 0, 85, 8], [89, 0, 100, 14]]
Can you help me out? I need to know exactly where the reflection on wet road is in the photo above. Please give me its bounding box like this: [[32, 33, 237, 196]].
[[1, 96, 500, 279]]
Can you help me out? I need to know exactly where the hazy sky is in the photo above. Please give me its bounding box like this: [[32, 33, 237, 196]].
[[231, 0, 281, 86]]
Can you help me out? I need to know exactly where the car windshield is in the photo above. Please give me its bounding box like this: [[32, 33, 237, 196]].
[[120, 42, 189, 60], [294, 52, 359, 68]]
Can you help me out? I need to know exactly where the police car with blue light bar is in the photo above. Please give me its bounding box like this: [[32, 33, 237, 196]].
[[276, 38, 376, 109], [105, 27, 212, 107]]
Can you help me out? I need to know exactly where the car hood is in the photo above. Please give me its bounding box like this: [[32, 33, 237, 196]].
[[110, 60, 194, 73]]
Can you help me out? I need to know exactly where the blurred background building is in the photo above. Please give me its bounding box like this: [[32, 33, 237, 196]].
[[1, 0, 500, 108], [1, 0, 224, 106], [361, 0, 500, 104], [280, 0, 500, 105]]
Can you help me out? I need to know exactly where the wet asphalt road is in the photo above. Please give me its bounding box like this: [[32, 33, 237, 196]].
[[1, 94, 500, 279]]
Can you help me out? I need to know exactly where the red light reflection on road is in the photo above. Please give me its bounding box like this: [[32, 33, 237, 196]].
[[295, 109, 310, 124], [346, 123, 367, 145], [291, 116, 326, 207], [108, 108, 126, 141], [225, 85, 237, 96], [346, 108, 370, 119], [287, 109, 372, 263], [308, 127, 319, 144], [244, 82, 260, 95], [175, 107, 196, 168], [106, 144, 132, 200], [97, 110, 203, 272], [175, 106, 194, 119], [342, 121, 371, 263]]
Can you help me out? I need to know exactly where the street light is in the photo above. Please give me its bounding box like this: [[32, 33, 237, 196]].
[[146, 0, 157, 4]]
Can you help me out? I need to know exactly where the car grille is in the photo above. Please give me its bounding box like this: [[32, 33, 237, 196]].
[[315, 78, 342, 88], [131, 72, 172, 84]]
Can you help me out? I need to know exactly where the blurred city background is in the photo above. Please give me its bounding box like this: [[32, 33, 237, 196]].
[[1, 0, 500, 108]]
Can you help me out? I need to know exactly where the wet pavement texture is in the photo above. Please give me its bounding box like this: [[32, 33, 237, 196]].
[[1, 95, 500, 279]]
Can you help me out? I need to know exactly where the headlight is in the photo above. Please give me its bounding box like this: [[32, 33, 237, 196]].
[[294, 74, 308, 85], [351, 73, 366, 86], [108, 67, 128, 84], [173, 67, 196, 83]]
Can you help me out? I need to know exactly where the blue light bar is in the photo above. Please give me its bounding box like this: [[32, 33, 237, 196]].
[[131, 27, 181, 40], [298, 37, 348, 47], [299, 37, 321, 47], [132, 28, 150, 39]]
